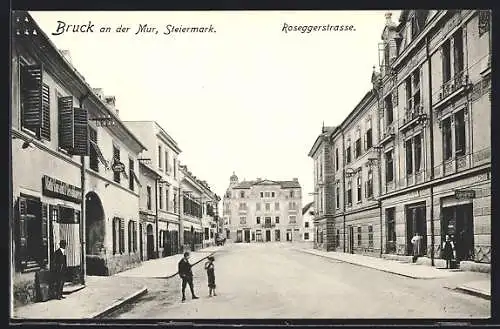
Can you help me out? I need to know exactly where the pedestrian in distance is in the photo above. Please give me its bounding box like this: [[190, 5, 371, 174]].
[[411, 233, 422, 263], [51, 240, 67, 300], [204, 256, 217, 297], [178, 251, 199, 302], [442, 235, 456, 269]]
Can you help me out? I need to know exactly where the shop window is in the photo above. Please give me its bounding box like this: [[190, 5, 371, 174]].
[[357, 226, 362, 247]]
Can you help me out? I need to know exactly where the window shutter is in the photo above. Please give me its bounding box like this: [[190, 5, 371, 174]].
[[21, 65, 43, 134], [73, 107, 89, 156], [41, 203, 49, 265], [120, 218, 125, 253], [17, 197, 28, 270], [58, 96, 74, 151], [41, 84, 51, 140]]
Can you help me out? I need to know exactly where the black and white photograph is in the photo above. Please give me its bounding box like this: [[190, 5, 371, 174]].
[[9, 9, 492, 321]]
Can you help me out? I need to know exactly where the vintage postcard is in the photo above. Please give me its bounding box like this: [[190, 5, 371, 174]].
[[9, 9, 491, 320]]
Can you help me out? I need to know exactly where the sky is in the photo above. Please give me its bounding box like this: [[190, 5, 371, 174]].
[[30, 10, 401, 205]]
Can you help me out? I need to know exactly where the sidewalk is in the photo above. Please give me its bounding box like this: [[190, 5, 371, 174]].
[[12, 246, 222, 319], [455, 280, 491, 299], [295, 247, 459, 279], [115, 247, 220, 278], [12, 275, 147, 319]]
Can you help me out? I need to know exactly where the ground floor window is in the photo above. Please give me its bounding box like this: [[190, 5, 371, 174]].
[[113, 217, 125, 254], [336, 229, 340, 248], [275, 229, 280, 241], [386, 207, 396, 253], [304, 232, 309, 240], [204, 227, 209, 240], [368, 225, 374, 249], [441, 203, 474, 261], [357, 226, 362, 247], [256, 230, 262, 242]]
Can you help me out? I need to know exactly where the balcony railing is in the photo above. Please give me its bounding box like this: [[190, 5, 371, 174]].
[[437, 71, 469, 103], [379, 123, 395, 145], [400, 104, 427, 131], [262, 222, 276, 228]]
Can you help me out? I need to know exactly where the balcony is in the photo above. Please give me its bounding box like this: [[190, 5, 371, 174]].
[[434, 71, 471, 109], [262, 222, 276, 229], [379, 123, 395, 145], [399, 104, 427, 132]]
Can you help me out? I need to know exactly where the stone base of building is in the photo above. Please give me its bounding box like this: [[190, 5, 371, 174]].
[[86, 253, 141, 276]]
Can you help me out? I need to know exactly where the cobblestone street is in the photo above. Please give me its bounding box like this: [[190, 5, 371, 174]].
[[107, 243, 490, 319]]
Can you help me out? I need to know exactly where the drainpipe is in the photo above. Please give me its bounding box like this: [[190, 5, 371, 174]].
[[426, 35, 435, 267], [341, 131, 346, 253], [80, 155, 86, 285], [155, 178, 159, 259]]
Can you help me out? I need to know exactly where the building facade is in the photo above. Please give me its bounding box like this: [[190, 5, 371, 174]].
[[301, 201, 315, 242], [11, 11, 147, 305], [124, 121, 182, 258], [309, 10, 491, 267], [223, 173, 303, 243]]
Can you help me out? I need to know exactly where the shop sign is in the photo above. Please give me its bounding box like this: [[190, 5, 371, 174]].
[[42, 175, 82, 203], [454, 189, 476, 200]]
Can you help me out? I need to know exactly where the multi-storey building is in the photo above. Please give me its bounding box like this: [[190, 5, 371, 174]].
[[11, 11, 147, 305], [223, 173, 303, 243], [179, 165, 218, 252], [309, 10, 491, 268], [301, 201, 315, 242], [124, 121, 182, 258], [308, 127, 336, 250]]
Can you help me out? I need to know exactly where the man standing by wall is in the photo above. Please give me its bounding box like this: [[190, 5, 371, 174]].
[[178, 251, 199, 302], [51, 240, 67, 300]]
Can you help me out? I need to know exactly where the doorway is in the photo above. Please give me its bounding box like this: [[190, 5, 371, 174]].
[[146, 224, 154, 260], [244, 229, 251, 243], [265, 230, 271, 242], [442, 203, 474, 261], [139, 224, 143, 261], [85, 192, 105, 255], [405, 203, 427, 256], [236, 230, 242, 242], [275, 229, 280, 241], [348, 226, 354, 254], [286, 230, 292, 241]]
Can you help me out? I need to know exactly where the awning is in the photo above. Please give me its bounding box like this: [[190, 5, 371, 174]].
[[90, 140, 109, 169]]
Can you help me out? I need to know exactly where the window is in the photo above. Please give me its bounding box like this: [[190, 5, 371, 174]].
[[442, 39, 451, 83], [256, 203, 261, 211], [304, 232, 310, 240], [173, 192, 177, 213], [442, 117, 452, 160], [240, 191, 245, 198], [355, 137, 362, 158], [275, 202, 280, 210], [455, 110, 466, 157], [158, 145, 163, 169], [289, 216, 296, 223], [159, 186, 163, 209], [20, 64, 51, 140], [265, 203, 270, 211], [260, 192, 264, 198], [368, 225, 374, 249], [305, 222, 309, 228], [117, 218, 125, 254], [289, 202, 297, 210], [240, 216, 246, 224], [453, 29, 464, 77], [357, 176, 362, 203], [385, 150, 394, 182], [239, 202, 246, 210], [275, 216, 280, 224], [479, 11, 491, 37], [386, 207, 396, 252], [112, 218, 119, 254], [406, 139, 413, 175], [367, 168, 373, 198], [335, 148, 339, 171], [165, 188, 169, 211], [289, 190, 294, 198], [256, 216, 261, 224], [128, 221, 137, 253], [173, 158, 177, 179], [89, 127, 99, 172], [204, 228, 209, 240], [147, 186, 152, 210], [265, 192, 270, 198], [336, 182, 340, 209], [129, 158, 135, 191], [113, 145, 121, 183], [366, 125, 373, 150], [385, 96, 394, 125], [336, 229, 340, 248], [346, 144, 352, 164], [414, 134, 422, 172], [165, 151, 169, 173], [357, 226, 362, 247], [272, 192, 275, 197], [347, 181, 352, 206], [58, 95, 88, 155]]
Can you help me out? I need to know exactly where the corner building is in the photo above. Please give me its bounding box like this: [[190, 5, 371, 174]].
[[223, 173, 303, 243]]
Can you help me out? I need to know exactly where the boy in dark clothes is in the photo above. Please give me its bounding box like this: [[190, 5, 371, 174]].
[[204, 256, 217, 297]]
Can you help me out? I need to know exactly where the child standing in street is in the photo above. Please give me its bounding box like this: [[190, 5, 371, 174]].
[[204, 256, 217, 297]]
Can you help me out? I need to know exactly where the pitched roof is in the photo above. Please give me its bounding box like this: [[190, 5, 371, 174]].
[[232, 179, 301, 189], [302, 201, 314, 215]]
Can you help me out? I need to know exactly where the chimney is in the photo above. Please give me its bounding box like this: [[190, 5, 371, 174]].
[[60, 49, 72, 63]]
